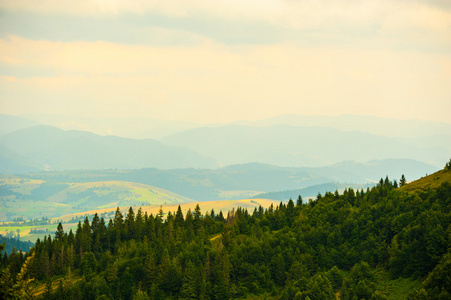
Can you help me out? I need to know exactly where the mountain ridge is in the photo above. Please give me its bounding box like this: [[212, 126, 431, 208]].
[[160, 123, 448, 168], [0, 125, 218, 172]]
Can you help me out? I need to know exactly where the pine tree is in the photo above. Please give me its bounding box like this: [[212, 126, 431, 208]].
[[157, 206, 164, 222], [286, 199, 295, 226], [13, 253, 35, 299], [180, 261, 198, 299], [135, 208, 144, 241], [81, 252, 97, 275], [271, 252, 286, 286], [193, 204, 203, 233], [217, 211, 225, 222], [215, 242, 230, 293], [58, 244, 64, 275], [400, 174, 406, 187], [445, 158, 451, 170], [175, 205, 185, 229], [113, 207, 124, 236], [296, 195, 303, 207], [81, 216, 92, 253], [384, 176, 390, 186], [125, 207, 135, 240], [185, 209, 194, 242], [91, 213, 100, 237], [145, 252, 156, 289], [55, 222, 64, 242]]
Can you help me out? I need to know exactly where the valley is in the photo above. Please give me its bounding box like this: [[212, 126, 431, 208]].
[[2, 2, 450, 297], [0, 113, 450, 299]]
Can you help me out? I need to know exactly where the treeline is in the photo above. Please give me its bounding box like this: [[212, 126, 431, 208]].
[[0, 217, 52, 227], [1, 174, 451, 299], [252, 182, 374, 201], [0, 182, 68, 202], [0, 236, 34, 255]]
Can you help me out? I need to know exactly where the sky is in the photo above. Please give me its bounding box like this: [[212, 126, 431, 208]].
[[0, 0, 450, 124]]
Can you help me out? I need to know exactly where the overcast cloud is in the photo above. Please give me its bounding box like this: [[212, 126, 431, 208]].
[[0, 0, 450, 123]]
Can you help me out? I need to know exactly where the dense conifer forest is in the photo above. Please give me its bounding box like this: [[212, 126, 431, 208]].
[[1, 166, 450, 299], [0, 236, 34, 255]]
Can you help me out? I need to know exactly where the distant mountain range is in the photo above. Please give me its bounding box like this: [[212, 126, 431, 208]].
[[252, 182, 374, 201], [0, 114, 449, 173], [160, 124, 449, 168], [0, 114, 40, 136], [16, 113, 451, 139], [0, 125, 217, 172], [236, 114, 451, 138]]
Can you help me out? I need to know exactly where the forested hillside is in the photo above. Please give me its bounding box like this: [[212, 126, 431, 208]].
[[0, 236, 34, 254], [1, 166, 450, 299]]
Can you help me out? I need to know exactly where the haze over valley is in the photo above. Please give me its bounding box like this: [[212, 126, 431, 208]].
[[1, 1, 450, 298], [0, 113, 447, 225]]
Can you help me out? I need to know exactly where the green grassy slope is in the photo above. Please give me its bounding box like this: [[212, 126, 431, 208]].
[[400, 167, 451, 193], [0, 178, 193, 221]]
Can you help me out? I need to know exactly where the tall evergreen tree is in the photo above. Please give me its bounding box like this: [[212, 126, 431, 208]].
[[113, 207, 124, 245], [125, 206, 135, 240], [193, 204, 203, 233], [82, 216, 92, 253], [296, 195, 303, 207], [180, 260, 198, 299], [135, 208, 144, 241], [400, 174, 406, 186], [55, 222, 64, 242]]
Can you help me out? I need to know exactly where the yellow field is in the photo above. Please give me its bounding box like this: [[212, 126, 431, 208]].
[[0, 223, 79, 238], [55, 198, 278, 222]]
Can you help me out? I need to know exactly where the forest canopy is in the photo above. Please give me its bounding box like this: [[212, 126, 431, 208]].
[[1, 167, 450, 300]]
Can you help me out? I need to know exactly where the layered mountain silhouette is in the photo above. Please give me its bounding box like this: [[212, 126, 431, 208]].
[[0, 125, 217, 172], [160, 124, 449, 167], [0, 114, 449, 173]]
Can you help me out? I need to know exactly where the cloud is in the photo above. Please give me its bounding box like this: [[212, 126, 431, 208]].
[[1, 0, 450, 50], [1, 35, 450, 123], [3, 0, 450, 30], [0, 1, 450, 123]]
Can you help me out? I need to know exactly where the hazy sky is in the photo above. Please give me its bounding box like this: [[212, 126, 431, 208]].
[[0, 0, 450, 124]]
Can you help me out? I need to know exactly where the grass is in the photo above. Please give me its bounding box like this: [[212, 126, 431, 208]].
[[400, 168, 451, 194], [374, 269, 420, 299], [1, 179, 195, 222], [0, 199, 83, 221], [0, 223, 79, 243], [218, 190, 264, 200], [46, 181, 193, 205]]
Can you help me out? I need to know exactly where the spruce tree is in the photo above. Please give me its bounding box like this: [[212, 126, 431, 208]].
[[296, 195, 303, 207], [55, 222, 64, 242], [135, 208, 144, 241], [180, 261, 198, 299], [125, 207, 135, 240], [193, 204, 203, 233], [400, 174, 406, 186], [175, 205, 185, 228]]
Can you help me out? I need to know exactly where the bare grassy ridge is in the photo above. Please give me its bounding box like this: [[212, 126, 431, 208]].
[[400, 168, 451, 193]]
